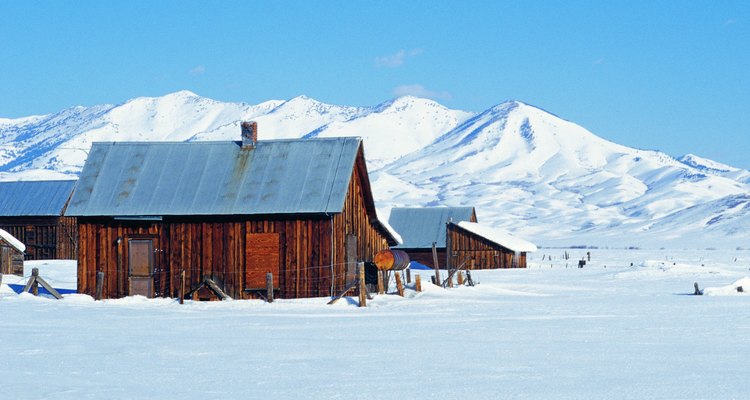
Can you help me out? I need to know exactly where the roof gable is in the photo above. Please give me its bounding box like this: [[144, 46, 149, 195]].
[[388, 207, 476, 249], [66, 138, 361, 216], [0, 180, 76, 217]]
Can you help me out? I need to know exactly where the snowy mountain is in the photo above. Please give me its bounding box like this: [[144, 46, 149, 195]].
[[303, 96, 473, 168], [1, 91, 748, 247], [375, 101, 750, 247]]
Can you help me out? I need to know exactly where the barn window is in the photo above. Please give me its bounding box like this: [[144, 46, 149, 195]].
[[245, 233, 280, 290]]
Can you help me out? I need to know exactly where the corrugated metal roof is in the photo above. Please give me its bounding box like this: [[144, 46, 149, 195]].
[[66, 138, 361, 216], [0, 180, 76, 216], [389, 207, 476, 249]]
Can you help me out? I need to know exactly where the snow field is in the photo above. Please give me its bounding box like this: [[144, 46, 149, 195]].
[[1, 249, 749, 399]]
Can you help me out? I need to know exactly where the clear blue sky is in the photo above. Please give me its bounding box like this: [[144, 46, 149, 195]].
[[1, 1, 748, 168]]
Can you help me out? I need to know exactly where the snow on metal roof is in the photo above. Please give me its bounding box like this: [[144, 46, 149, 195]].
[[455, 221, 537, 252], [389, 207, 475, 249], [0, 228, 25, 252], [376, 209, 403, 245], [66, 138, 361, 216], [0, 180, 76, 216]]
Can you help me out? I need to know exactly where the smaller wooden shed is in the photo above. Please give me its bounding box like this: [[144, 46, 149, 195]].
[[0, 228, 25, 275], [0, 180, 78, 260], [447, 221, 537, 269], [388, 207, 477, 268]]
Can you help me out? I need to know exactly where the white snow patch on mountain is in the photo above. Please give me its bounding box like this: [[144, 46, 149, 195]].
[[2, 91, 749, 248]]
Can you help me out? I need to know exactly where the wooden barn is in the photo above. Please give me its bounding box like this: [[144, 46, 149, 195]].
[[1, 228, 25, 275], [66, 122, 398, 300], [447, 221, 536, 269], [388, 207, 477, 268], [0, 180, 78, 260]]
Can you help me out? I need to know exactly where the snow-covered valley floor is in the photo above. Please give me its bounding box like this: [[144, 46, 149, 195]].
[[1, 249, 749, 399]]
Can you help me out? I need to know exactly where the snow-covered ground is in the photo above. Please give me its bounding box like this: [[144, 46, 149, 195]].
[[1, 249, 749, 399]]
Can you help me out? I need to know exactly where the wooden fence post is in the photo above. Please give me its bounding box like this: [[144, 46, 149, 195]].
[[432, 242, 441, 286], [116, 237, 124, 298], [395, 272, 404, 297], [406, 268, 411, 284], [266, 272, 274, 303], [377, 269, 384, 294], [180, 270, 185, 304], [457, 271, 464, 286], [0, 273, 3, 287], [471, 259, 475, 270], [21, 268, 61, 299], [31, 268, 39, 296], [95, 271, 104, 300], [358, 262, 366, 307], [415, 274, 422, 292]]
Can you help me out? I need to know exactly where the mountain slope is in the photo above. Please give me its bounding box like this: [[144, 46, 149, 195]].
[[374, 101, 750, 247], [1, 91, 748, 247], [304, 96, 473, 167]]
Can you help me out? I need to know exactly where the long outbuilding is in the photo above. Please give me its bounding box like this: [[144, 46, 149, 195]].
[[447, 221, 537, 269], [0, 180, 77, 260], [66, 122, 398, 300], [388, 207, 477, 268], [388, 206, 536, 269]]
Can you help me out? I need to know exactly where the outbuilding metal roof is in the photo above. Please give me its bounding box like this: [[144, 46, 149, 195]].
[[0, 180, 77, 216], [388, 207, 476, 249], [66, 138, 362, 216]]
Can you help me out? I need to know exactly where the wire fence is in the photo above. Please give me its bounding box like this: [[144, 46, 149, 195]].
[[6, 260, 414, 297]]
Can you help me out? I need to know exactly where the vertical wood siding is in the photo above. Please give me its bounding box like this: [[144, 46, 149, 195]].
[[446, 224, 527, 269], [0, 216, 78, 260], [1, 242, 24, 275], [330, 154, 391, 293], [77, 217, 338, 299], [399, 249, 446, 269]]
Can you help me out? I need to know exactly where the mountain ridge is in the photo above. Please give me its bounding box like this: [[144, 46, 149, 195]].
[[1, 91, 748, 247]]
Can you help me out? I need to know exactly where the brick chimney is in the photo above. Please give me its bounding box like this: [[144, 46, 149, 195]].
[[241, 121, 257, 149]]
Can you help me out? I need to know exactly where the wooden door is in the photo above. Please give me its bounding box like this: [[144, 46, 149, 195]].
[[128, 238, 154, 297], [345, 234, 357, 284], [245, 233, 280, 290]]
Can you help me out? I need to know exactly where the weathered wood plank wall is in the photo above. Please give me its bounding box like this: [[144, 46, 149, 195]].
[[395, 249, 445, 269], [1, 243, 24, 275], [0, 216, 77, 260], [331, 153, 391, 293], [77, 217, 339, 299], [447, 224, 527, 269]]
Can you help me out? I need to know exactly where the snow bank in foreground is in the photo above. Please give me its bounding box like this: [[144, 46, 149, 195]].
[[703, 277, 750, 296], [2, 249, 750, 399]]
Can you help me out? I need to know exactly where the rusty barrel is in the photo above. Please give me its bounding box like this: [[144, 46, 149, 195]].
[[374, 249, 410, 271]]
